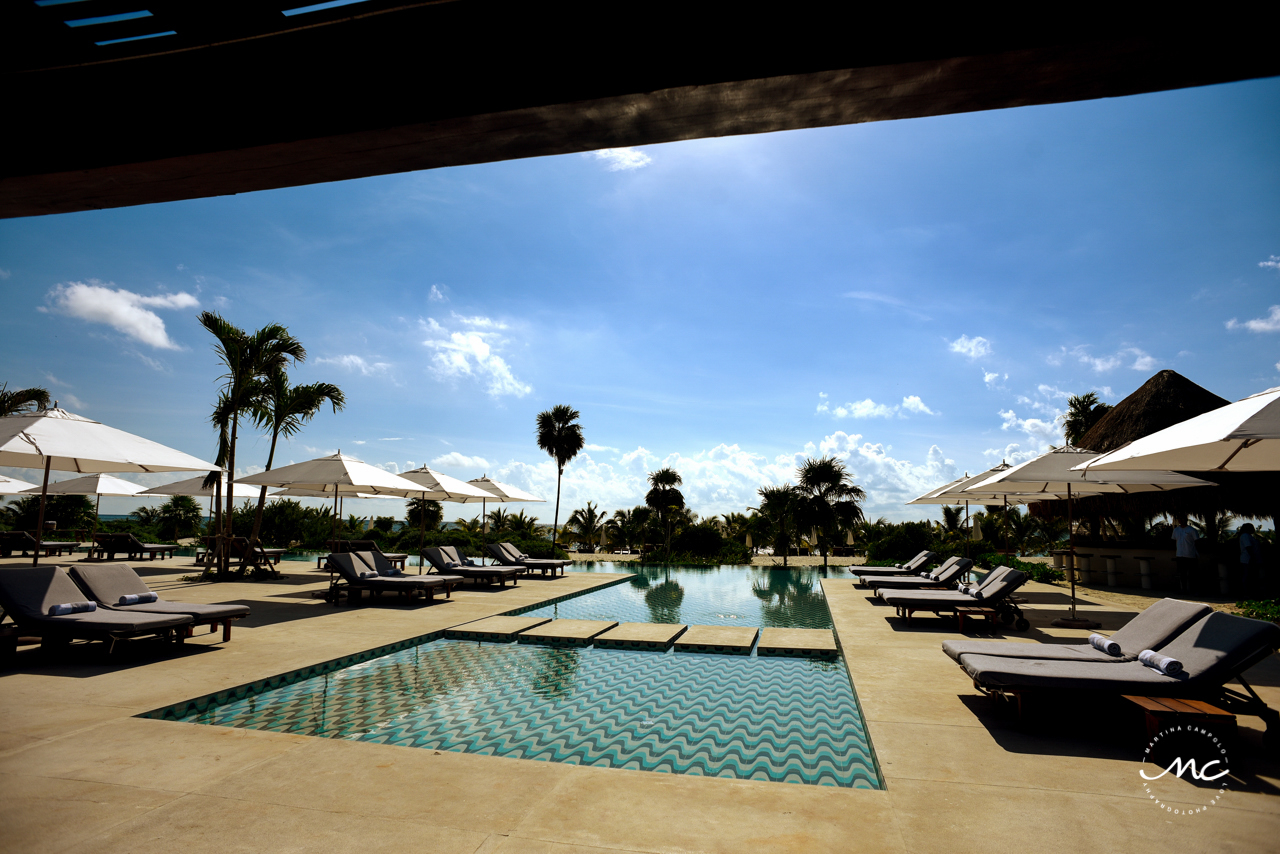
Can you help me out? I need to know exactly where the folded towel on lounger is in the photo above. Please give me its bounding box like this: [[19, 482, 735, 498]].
[[1138, 648, 1183, 676], [49, 601, 96, 616], [358, 571, 379, 579], [1089, 633, 1121, 656], [118, 592, 160, 605]]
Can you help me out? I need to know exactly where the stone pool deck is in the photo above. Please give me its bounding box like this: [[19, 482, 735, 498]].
[[1, 556, 1277, 853]]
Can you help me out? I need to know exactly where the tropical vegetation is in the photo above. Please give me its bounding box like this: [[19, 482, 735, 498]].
[[0, 383, 51, 417]]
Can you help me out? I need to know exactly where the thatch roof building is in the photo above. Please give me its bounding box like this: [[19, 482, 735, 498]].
[[1032, 371, 1275, 528], [1078, 370, 1228, 453]]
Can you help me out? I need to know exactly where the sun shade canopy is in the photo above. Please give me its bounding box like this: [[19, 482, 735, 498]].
[[0, 408, 216, 473]]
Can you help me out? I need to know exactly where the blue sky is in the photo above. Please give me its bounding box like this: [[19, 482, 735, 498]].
[[2, 77, 1278, 521]]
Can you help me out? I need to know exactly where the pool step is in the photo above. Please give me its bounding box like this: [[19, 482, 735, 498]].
[[674, 625, 759, 655], [517, 619, 619, 647], [756, 627, 838, 658], [594, 622, 688, 651], [446, 616, 552, 642]]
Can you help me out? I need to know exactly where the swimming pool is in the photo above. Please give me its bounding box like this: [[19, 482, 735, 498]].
[[146, 564, 882, 789]]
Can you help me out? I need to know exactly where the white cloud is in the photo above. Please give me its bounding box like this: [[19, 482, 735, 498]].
[[131, 351, 166, 372], [1226, 306, 1280, 333], [1127, 348, 1157, 371], [428, 285, 447, 302], [587, 148, 652, 171], [584, 444, 618, 453], [419, 314, 531, 397], [817, 397, 897, 419], [982, 370, 1001, 385], [949, 335, 992, 360], [43, 280, 198, 349], [901, 395, 935, 415], [983, 442, 1043, 465], [842, 291, 904, 306], [43, 373, 71, 388], [316, 354, 392, 375], [1259, 255, 1280, 271], [431, 452, 491, 470], [58, 393, 87, 410], [817, 393, 933, 419], [1054, 344, 1158, 373], [0, 268, 10, 279]]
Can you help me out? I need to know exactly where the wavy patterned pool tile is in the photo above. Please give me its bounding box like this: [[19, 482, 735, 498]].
[[175, 639, 879, 788]]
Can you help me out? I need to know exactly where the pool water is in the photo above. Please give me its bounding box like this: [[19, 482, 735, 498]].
[[149, 563, 882, 789], [519, 562, 856, 628]]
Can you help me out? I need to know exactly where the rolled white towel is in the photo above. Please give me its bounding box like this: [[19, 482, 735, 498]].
[[1138, 649, 1183, 676], [118, 592, 159, 605], [1088, 633, 1121, 656], [48, 601, 96, 616], [358, 571, 379, 579]]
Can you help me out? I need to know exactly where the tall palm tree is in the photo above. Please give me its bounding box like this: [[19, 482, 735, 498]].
[[754, 483, 799, 567], [795, 456, 866, 571], [0, 383, 51, 416], [535, 404, 584, 548], [645, 467, 684, 553], [200, 312, 306, 577], [242, 370, 345, 568], [485, 506, 510, 536], [1060, 392, 1112, 447]]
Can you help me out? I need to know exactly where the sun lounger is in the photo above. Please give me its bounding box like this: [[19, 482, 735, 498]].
[[353, 550, 461, 596], [487, 542, 569, 577], [424, 546, 521, 587], [861, 557, 972, 590], [228, 536, 287, 567], [942, 598, 1212, 664], [67, 563, 250, 643], [0, 565, 192, 653], [91, 532, 178, 561], [324, 553, 458, 606], [343, 540, 408, 569], [849, 550, 938, 578], [958, 611, 1280, 739], [0, 530, 79, 558], [879, 567, 1028, 629]]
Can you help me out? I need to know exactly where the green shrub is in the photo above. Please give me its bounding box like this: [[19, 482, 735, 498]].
[[1236, 599, 1280, 622], [866, 522, 933, 562]]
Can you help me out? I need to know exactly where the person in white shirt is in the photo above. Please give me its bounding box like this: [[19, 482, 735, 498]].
[[1171, 514, 1198, 593]]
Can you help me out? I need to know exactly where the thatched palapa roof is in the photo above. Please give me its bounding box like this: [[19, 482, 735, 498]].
[[1078, 369, 1228, 453]]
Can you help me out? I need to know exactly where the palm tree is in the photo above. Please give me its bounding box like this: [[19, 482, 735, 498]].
[[243, 370, 344, 568], [406, 498, 443, 530], [505, 509, 541, 539], [755, 484, 799, 567], [645, 467, 684, 554], [535, 405, 584, 549], [795, 456, 866, 571], [485, 506, 510, 536], [0, 383, 51, 416], [565, 501, 605, 553], [200, 312, 306, 577], [1061, 392, 1112, 447]]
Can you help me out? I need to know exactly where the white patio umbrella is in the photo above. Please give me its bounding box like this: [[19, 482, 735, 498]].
[[907, 465, 1032, 552], [236, 453, 427, 543], [967, 446, 1214, 628], [465, 476, 545, 540], [268, 487, 383, 536], [399, 467, 495, 566], [21, 473, 146, 539], [140, 473, 267, 523], [0, 407, 216, 563], [0, 474, 39, 495], [1074, 386, 1280, 474]]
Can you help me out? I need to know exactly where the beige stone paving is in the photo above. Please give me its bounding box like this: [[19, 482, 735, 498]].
[[757, 627, 837, 655], [2, 554, 1278, 853], [674, 624, 759, 654], [823, 575, 1280, 852]]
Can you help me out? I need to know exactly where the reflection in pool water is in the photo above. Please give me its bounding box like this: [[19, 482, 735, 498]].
[[516, 562, 854, 629]]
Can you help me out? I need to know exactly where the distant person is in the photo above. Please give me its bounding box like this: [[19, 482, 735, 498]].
[[1171, 514, 1198, 593], [1239, 523, 1261, 596]]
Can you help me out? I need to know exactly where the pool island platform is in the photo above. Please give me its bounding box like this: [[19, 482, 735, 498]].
[[1, 554, 1277, 853]]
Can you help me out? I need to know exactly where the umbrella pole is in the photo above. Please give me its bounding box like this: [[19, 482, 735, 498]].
[[1052, 482, 1100, 629], [331, 489, 339, 548], [32, 458, 51, 566], [418, 491, 427, 574]]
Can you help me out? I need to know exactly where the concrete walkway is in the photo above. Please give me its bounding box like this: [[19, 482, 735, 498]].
[[1, 556, 1277, 853]]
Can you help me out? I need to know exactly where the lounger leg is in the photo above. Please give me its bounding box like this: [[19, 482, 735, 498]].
[[222, 620, 231, 643]]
